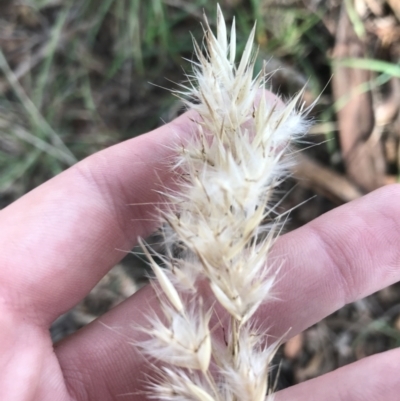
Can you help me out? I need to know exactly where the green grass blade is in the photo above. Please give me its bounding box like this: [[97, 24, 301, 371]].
[[0, 148, 41, 189], [344, 0, 366, 39], [334, 58, 400, 78], [33, 6, 69, 109]]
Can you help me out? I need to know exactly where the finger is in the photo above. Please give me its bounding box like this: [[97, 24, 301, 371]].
[[0, 111, 194, 325], [56, 286, 154, 401], [264, 183, 400, 339], [273, 348, 400, 401], [56, 184, 400, 400]]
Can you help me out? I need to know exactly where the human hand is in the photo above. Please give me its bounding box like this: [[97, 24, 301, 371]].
[[1, 107, 399, 401]]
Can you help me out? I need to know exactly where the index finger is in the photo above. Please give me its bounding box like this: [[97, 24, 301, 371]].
[[0, 112, 193, 326]]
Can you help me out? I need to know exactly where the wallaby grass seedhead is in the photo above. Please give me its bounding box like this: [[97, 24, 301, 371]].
[[138, 5, 309, 400]]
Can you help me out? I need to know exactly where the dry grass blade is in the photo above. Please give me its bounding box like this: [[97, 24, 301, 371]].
[[0, 49, 76, 165]]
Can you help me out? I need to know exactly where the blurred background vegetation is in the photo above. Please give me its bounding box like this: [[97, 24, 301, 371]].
[[1, 0, 400, 390]]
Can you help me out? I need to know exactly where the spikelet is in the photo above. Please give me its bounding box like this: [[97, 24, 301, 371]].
[[138, 5, 309, 400]]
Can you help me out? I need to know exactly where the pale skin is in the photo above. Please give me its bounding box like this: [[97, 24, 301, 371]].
[[1, 92, 400, 400]]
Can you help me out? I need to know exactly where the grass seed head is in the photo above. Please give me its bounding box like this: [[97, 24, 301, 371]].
[[138, 5, 309, 400]]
